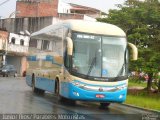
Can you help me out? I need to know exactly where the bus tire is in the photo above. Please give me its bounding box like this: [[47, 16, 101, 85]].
[[55, 78, 66, 102], [32, 75, 44, 94], [99, 102, 110, 109], [3, 74, 5, 77]]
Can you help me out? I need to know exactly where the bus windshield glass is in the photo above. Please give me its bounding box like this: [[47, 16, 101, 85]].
[[71, 32, 127, 79]]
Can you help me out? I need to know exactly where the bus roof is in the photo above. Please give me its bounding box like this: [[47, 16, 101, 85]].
[[31, 19, 126, 39]]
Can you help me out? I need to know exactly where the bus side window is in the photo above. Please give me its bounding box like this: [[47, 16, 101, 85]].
[[48, 41, 54, 51], [29, 39, 37, 48], [64, 51, 70, 68], [41, 40, 50, 51]]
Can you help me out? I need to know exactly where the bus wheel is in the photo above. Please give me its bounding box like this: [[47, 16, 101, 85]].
[[32, 79, 38, 93], [99, 102, 110, 109], [3, 74, 5, 77], [55, 79, 66, 102]]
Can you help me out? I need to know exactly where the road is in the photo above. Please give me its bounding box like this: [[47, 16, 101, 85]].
[[0, 77, 158, 120]]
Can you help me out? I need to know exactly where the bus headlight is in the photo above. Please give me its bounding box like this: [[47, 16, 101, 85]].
[[72, 81, 80, 86], [117, 84, 127, 90], [71, 81, 85, 88]]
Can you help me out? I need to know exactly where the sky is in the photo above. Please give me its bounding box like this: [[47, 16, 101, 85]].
[[0, 0, 126, 18]]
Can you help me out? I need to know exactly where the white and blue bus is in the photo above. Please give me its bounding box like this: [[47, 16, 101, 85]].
[[26, 20, 138, 108]]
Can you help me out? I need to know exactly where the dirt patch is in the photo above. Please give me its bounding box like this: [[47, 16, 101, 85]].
[[128, 87, 160, 97]]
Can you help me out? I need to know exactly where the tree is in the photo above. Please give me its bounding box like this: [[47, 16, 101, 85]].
[[97, 0, 160, 91]]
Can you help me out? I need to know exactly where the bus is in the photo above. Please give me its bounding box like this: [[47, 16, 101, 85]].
[[26, 19, 138, 108]]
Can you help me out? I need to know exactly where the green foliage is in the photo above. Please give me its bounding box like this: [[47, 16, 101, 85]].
[[97, 0, 160, 91]]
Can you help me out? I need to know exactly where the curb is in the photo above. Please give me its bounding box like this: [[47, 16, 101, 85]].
[[121, 103, 160, 114], [81, 102, 160, 114]]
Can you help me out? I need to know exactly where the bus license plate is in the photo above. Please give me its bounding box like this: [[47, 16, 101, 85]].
[[96, 94, 105, 98]]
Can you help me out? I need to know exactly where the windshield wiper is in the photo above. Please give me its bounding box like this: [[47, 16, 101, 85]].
[[87, 57, 96, 77], [87, 49, 98, 77], [117, 63, 125, 77]]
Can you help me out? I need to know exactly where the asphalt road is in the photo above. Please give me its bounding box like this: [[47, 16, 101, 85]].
[[0, 77, 158, 120]]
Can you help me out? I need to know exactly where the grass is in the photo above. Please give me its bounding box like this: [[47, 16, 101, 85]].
[[128, 81, 147, 87], [128, 80, 147, 88], [126, 79, 160, 111], [125, 94, 160, 111]]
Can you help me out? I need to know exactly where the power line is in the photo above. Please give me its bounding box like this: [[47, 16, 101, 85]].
[[0, 0, 10, 7]]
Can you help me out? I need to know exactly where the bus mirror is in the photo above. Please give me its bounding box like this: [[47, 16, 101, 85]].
[[66, 37, 73, 56], [128, 42, 138, 60]]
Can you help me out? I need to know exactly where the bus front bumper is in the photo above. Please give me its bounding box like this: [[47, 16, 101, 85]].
[[61, 82, 127, 103]]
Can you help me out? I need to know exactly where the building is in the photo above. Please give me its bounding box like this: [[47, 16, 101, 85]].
[[0, 0, 103, 76], [16, 0, 101, 19], [16, 0, 58, 17], [0, 29, 30, 76]]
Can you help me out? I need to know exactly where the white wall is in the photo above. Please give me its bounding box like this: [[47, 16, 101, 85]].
[[52, 17, 61, 24], [58, 0, 71, 13], [8, 33, 30, 46]]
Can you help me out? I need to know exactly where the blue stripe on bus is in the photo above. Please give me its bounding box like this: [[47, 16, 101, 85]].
[[27, 55, 62, 66], [27, 55, 54, 62], [46, 55, 54, 62], [60, 82, 127, 103], [27, 56, 37, 61]]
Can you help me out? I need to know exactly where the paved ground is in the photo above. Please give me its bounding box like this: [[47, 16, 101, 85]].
[[0, 77, 156, 120]]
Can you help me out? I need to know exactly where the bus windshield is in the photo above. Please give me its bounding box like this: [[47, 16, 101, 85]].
[[71, 32, 127, 80]]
